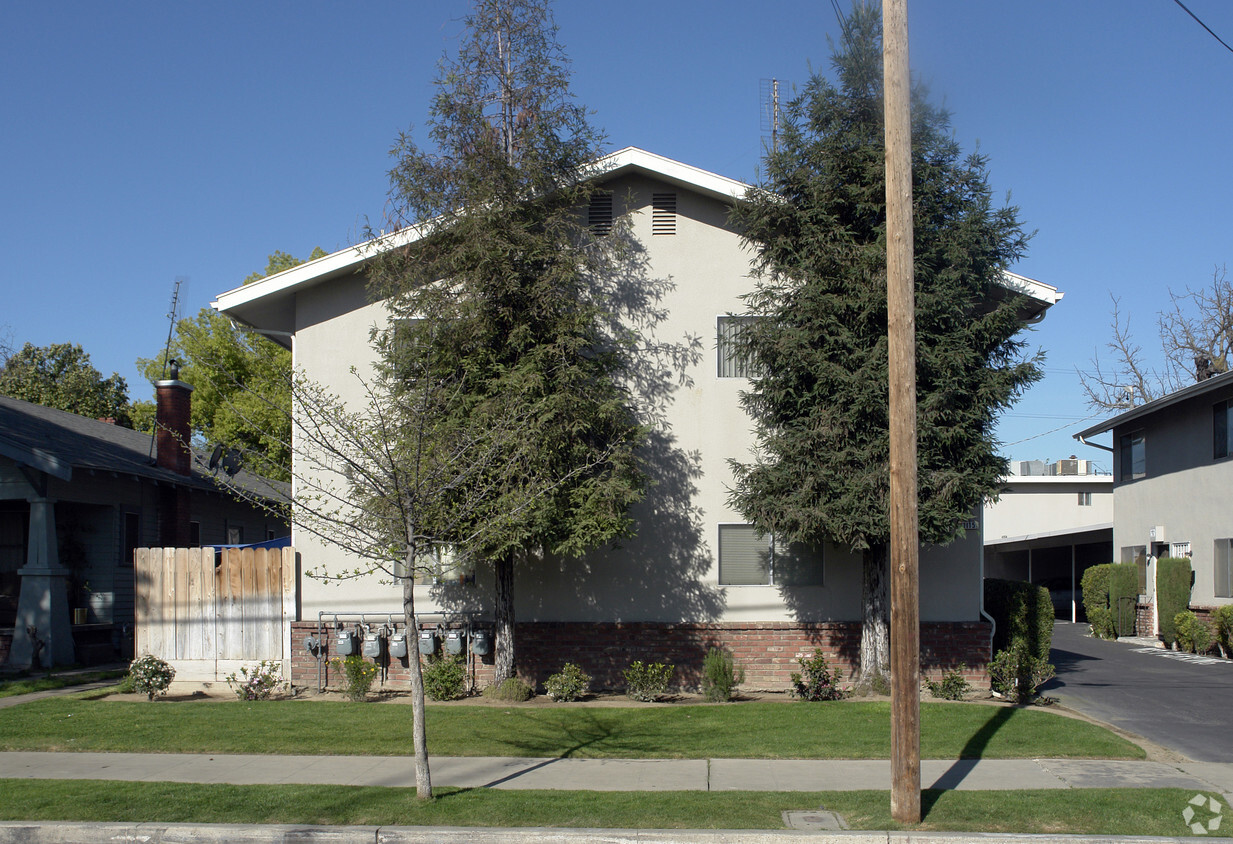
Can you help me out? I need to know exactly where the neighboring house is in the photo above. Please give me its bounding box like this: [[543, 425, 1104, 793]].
[[214, 147, 1062, 690], [1075, 371, 1233, 637], [983, 459, 1113, 623], [0, 370, 288, 668]]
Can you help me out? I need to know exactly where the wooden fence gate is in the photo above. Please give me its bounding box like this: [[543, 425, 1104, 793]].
[[134, 547, 296, 682]]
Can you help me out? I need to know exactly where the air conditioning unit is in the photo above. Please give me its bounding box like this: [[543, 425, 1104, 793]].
[[1053, 459, 1079, 475]]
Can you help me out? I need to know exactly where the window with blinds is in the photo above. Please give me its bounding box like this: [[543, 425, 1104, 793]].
[[1216, 538, 1233, 598], [718, 524, 823, 586], [717, 316, 762, 378]]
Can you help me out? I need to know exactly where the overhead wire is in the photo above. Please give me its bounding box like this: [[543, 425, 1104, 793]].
[[1171, 0, 1233, 55]]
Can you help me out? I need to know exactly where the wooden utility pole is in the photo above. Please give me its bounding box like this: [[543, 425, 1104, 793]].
[[883, 0, 921, 825]]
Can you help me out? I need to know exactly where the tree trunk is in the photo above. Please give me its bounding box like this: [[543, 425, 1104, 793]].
[[403, 557, 432, 800], [857, 543, 890, 691], [493, 551, 516, 683]]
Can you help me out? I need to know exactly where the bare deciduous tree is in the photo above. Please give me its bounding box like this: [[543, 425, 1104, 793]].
[[1081, 266, 1231, 410]]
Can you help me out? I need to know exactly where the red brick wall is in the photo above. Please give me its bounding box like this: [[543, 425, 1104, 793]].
[[290, 620, 991, 694], [1136, 601, 1156, 640]]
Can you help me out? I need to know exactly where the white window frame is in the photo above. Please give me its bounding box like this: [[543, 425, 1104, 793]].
[[717, 316, 763, 379]]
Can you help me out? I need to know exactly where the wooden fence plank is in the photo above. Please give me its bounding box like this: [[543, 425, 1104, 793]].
[[241, 547, 258, 658]]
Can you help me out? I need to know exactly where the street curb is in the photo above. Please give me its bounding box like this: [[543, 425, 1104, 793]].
[[0, 823, 1224, 844]]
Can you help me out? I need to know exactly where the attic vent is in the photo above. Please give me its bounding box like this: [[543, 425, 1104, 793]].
[[652, 192, 677, 235], [588, 191, 613, 235]]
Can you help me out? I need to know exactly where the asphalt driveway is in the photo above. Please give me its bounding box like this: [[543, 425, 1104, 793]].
[[1045, 621, 1233, 762]]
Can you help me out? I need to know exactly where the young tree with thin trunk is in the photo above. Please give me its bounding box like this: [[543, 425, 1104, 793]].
[[367, 0, 646, 684], [728, 3, 1041, 690]]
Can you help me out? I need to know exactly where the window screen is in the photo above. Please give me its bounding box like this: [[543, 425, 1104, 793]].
[[1216, 401, 1231, 459], [1119, 432, 1145, 481], [717, 316, 762, 378]]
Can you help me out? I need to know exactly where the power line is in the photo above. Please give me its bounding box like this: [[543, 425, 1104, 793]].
[[1172, 0, 1233, 55]]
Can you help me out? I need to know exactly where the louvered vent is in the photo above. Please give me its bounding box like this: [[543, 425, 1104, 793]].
[[588, 191, 613, 235], [652, 192, 677, 235]]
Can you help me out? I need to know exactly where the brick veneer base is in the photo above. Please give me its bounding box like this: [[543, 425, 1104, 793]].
[[290, 620, 991, 694]]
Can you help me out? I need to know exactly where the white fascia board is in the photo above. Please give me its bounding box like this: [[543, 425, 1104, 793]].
[[597, 147, 750, 201], [984, 523, 1113, 547]]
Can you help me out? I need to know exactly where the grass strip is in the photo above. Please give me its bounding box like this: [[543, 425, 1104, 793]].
[[0, 697, 1142, 759], [0, 780, 1214, 837], [0, 671, 126, 699]]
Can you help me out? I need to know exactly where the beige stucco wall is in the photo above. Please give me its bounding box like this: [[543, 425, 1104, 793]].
[[983, 476, 1113, 542], [287, 173, 983, 624]]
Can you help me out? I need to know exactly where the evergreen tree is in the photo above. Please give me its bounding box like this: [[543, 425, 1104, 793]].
[[368, 0, 645, 684], [728, 4, 1040, 687]]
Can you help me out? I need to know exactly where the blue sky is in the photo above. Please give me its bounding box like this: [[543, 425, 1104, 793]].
[[3, 1, 1231, 468]]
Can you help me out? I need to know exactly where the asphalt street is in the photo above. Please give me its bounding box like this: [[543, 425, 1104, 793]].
[[1046, 621, 1233, 762]]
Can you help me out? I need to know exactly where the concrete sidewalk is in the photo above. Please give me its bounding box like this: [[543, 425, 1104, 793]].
[[3, 750, 1233, 800]]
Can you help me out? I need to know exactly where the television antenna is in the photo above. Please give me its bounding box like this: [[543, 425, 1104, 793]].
[[159, 277, 187, 380], [759, 78, 787, 154]]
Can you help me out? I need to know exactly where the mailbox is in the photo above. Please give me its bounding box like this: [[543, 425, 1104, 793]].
[[470, 629, 492, 656], [388, 631, 408, 659], [445, 629, 465, 655], [418, 630, 438, 655], [335, 628, 357, 656]]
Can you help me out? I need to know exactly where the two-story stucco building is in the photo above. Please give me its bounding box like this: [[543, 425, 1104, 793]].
[[214, 147, 1062, 691], [1075, 370, 1233, 636]]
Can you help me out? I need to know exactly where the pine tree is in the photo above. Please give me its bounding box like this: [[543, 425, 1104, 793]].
[[728, 3, 1040, 687], [368, 0, 646, 685]]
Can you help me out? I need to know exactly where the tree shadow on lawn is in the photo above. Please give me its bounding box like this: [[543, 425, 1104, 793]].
[[459, 707, 664, 759]]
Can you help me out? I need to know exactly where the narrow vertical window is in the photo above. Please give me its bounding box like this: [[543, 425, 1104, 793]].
[[651, 193, 676, 235], [717, 316, 762, 378], [1077, 492, 1092, 506], [1119, 432, 1145, 481], [1216, 538, 1233, 598], [1215, 400, 1230, 459]]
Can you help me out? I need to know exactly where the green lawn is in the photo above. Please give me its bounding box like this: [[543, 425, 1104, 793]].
[[0, 694, 1143, 759], [0, 671, 125, 699], [0, 780, 1214, 837]]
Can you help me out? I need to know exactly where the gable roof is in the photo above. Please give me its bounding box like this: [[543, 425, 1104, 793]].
[[0, 395, 281, 498], [213, 146, 1062, 340], [1075, 369, 1233, 442]]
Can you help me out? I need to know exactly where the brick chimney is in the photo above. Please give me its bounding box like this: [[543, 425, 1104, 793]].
[[154, 360, 194, 477], [155, 360, 194, 546]]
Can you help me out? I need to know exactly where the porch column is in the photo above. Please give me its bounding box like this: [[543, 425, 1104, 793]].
[[9, 496, 74, 667]]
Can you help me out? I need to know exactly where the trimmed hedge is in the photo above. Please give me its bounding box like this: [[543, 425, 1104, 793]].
[[1081, 564, 1116, 639], [1108, 563, 1139, 637], [1157, 557, 1193, 648], [984, 578, 1054, 660]]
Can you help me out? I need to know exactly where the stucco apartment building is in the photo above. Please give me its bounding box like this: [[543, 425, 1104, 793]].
[[1076, 370, 1233, 636], [214, 147, 1062, 691]]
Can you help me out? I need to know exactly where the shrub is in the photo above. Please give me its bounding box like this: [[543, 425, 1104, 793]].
[[1215, 605, 1233, 658], [330, 655, 378, 701], [984, 578, 1054, 659], [989, 644, 1055, 704], [545, 662, 591, 702], [624, 660, 674, 702], [1081, 564, 1116, 639], [1108, 563, 1140, 637], [1157, 557, 1193, 648], [127, 654, 175, 700], [925, 665, 971, 701], [482, 677, 534, 702], [790, 649, 845, 701], [701, 647, 744, 702], [1174, 611, 1213, 655], [225, 660, 285, 701], [421, 654, 467, 701]]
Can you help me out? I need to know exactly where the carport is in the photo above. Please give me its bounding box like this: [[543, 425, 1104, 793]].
[[984, 525, 1112, 622]]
